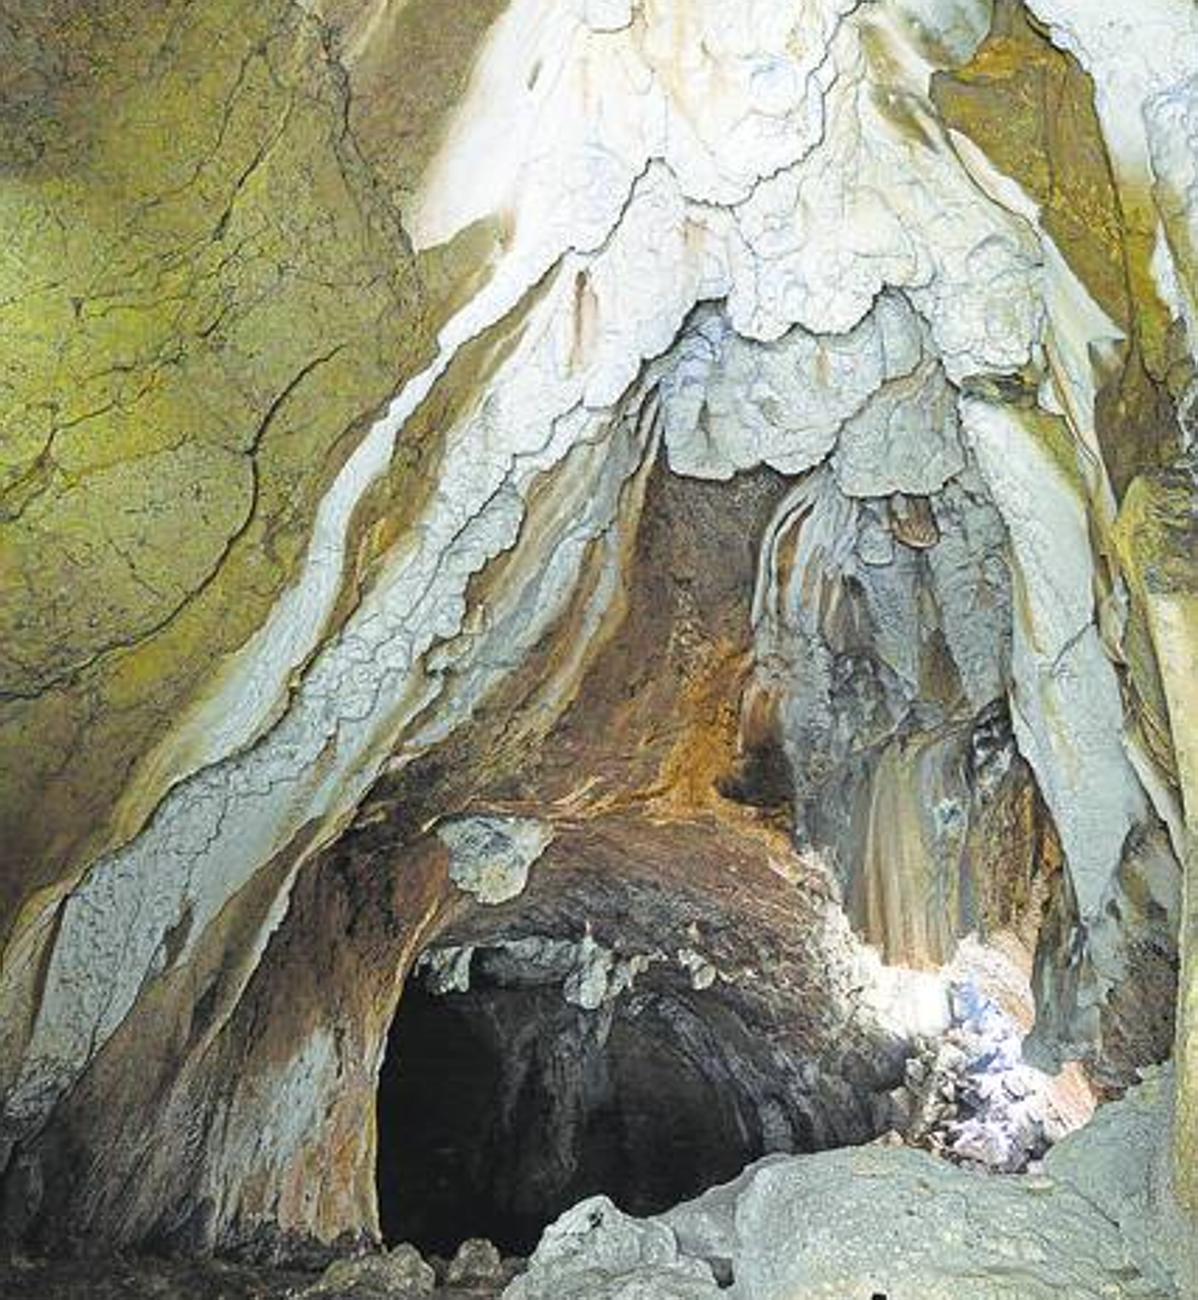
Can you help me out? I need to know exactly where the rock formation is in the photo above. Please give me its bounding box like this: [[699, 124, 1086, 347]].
[[1, 0, 1196, 1294], [510, 1068, 1181, 1298]]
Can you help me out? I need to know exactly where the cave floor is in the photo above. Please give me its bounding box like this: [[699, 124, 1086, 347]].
[[0, 1256, 312, 1300], [0, 1255, 508, 1300]]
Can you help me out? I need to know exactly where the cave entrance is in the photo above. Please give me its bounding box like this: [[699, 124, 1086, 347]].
[[376, 941, 787, 1256]]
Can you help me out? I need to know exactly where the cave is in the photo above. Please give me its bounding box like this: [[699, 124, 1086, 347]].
[[377, 950, 784, 1255], [364, 818, 942, 1266], [3, 0, 1198, 1297]]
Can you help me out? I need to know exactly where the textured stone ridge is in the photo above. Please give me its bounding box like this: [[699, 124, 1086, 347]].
[[0, 0, 1196, 1277]]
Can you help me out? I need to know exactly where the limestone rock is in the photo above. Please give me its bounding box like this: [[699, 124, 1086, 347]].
[[832, 359, 965, 499], [438, 816, 554, 906], [501, 1077, 1178, 1299], [418, 946, 476, 996], [657, 1155, 791, 1284], [445, 1237, 506, 1288], [661, 294, 925, 481], [305, 1244, 435, 1298], [730, 1146, 1168, 1299], [501, 1197, 721, 1300], [896, 960, 1089, 1172]]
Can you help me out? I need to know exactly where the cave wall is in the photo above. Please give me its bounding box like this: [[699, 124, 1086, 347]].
[[1, 0, 1197, 1261]]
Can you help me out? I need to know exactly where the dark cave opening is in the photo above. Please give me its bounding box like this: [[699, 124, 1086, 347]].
[[377, 946, 795, 1257]]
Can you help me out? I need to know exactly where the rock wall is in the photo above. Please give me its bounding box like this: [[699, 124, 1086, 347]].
[[1, 0, 1196, 1264]]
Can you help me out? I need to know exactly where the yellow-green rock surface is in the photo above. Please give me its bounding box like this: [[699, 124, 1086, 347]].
[[0, 0, 513, 927]]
